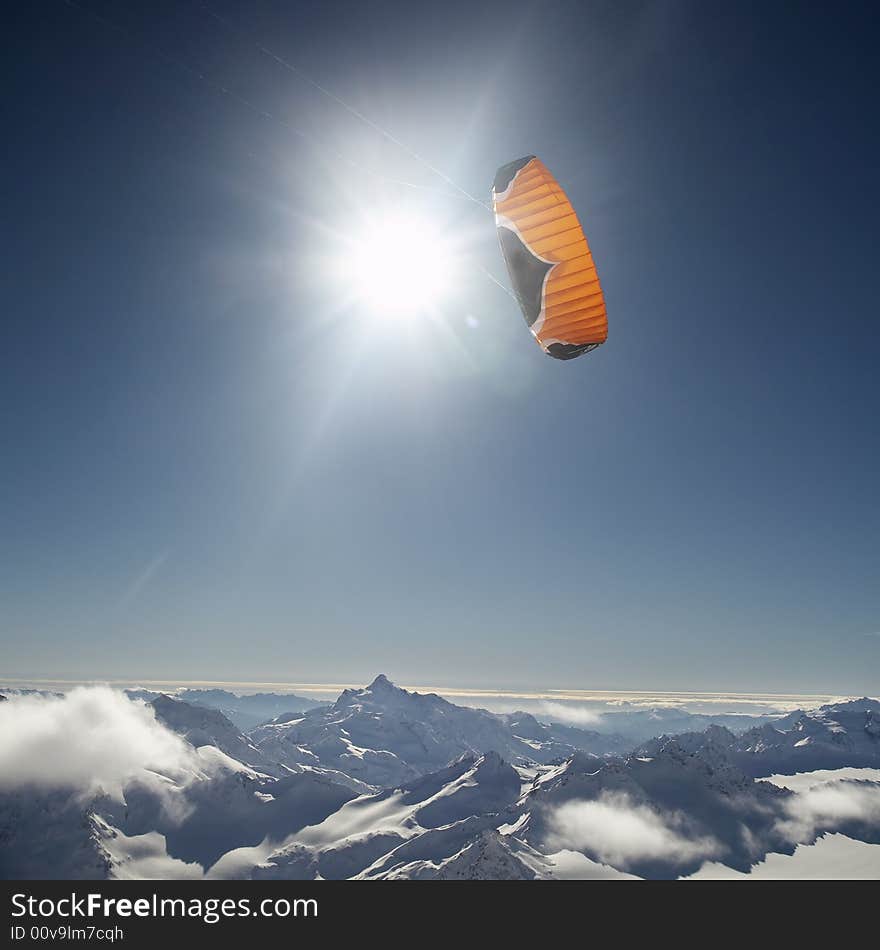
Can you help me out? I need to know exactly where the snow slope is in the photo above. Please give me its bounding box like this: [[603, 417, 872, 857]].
[[235, 752, 522, 880], [684, 833, 880, 880]]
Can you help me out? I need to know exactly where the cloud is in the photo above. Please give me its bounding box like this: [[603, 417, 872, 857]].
[[0, 686, 199, 801], [536, 702, 604, 727], [93, 816, 204, 880], [544, 793, 723, 869], [777, 780, 880, 842]]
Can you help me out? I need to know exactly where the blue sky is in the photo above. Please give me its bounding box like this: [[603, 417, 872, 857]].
[[2, 1, 878, 693]]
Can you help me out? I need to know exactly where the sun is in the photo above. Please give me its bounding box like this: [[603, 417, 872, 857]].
[[342, 210, 456, 318]]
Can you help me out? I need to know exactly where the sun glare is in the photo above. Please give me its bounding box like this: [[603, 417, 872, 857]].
[[343, 211, 456, 318]]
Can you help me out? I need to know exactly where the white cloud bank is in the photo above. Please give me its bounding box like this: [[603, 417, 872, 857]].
[[92, 816, 204, 880], [536, 702, 605, 727], [0, 686, 197, 799], [777, 780, 880, 842], [545, 793, 722, 869]]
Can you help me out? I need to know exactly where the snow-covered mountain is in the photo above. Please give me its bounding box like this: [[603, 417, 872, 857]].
[[218, 735, 849, 881], [638, 699, 880, 777], [2, 683, 878, 880], [174, 689, 327, 731], [232, 751, 522, 880], [734, 698, 880, 774], [501, 711, 628, 757], [121, 766, 356, 870], [590, 706, 781, 744], [0, 788, 114, 880], [392, 829, 638, 880], [0, 747, 357, 879], [378, 829, 546, 880], [249, 675, 620, 787], [515, 737, 794, 878], [148, 694, 371, 792]]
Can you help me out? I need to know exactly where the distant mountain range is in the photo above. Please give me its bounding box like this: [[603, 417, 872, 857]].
[[126, 687, 329, 731], [638, 698, 880, 776], [1, 678, 878, 879]]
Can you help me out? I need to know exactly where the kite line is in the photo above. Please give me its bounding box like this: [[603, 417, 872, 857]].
[[194, 2, 493, 213], [62, 0, 491, 211], [62, 0, 512, 299]]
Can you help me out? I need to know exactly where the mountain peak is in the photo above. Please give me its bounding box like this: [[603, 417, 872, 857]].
[[438, 830, 537, 881], [367, 674, 397, 692]]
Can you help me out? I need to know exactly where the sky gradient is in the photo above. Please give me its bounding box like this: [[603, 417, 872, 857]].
[[3, 1, 878, 693]]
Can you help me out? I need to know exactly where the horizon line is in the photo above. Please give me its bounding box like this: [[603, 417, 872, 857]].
[[0, 675, 855, 707]]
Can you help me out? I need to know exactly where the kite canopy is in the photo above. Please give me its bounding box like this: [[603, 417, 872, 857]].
[[492, 156, 608, 360]]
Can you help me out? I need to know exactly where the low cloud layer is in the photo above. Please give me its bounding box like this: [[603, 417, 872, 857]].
[[536, 702, 604, 727], [545, 793, 722, 869], [0, 686, 198, 799]]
